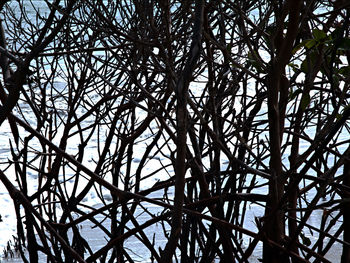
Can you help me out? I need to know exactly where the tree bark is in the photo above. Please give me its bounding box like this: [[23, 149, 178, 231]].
[[341, 153, 350, 263], [160, 1, 204, 262], [263, 1, 302, 262]]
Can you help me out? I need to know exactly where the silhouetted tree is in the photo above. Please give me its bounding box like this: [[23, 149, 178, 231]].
[[0, 0, 349, 262]]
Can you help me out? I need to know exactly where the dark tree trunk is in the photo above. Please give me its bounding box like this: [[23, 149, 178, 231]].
[[342, 155, 350, 263]]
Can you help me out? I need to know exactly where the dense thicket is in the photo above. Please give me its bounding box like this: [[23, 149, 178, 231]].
[[0, 0, 350, 262]]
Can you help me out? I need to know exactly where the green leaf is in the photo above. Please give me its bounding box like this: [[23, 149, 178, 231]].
[[300, 60, 308, 73], [312, 29, 327, 41], [338, 38, 350, 51], [247, 51, 264, 73], [305, 39, 317, 49], [292, 39, 310, 54], [300, 93, 310, 111], [339, 66, 350, 77], [288, 63, 299, 72], [333, 74, 340, 87], [227, 43, 232, 53], [300, 51, 318, 73], [331, 28, 343, 40]]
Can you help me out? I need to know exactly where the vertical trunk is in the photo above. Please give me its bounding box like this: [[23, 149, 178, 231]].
[[263, 69, 285, 263], [160, 1, 204, 262], [288, 81, 313, 262], [287, 90, 306, 262], [263, 1, 302, 262], [25, 211, 39, 263], [341, 157, 350, 263]]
